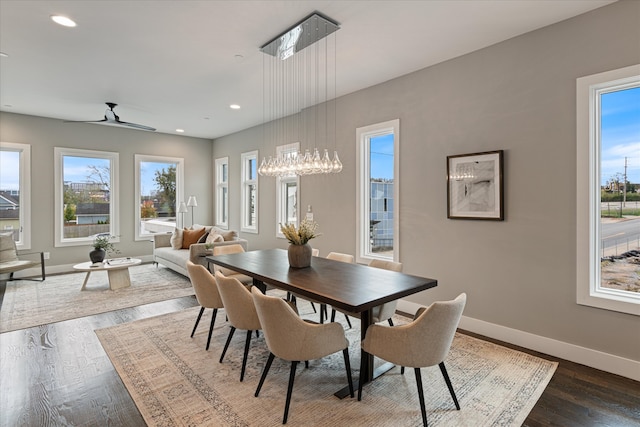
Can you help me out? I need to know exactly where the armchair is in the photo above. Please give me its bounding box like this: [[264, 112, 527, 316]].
[[0, 233, 45, 281]]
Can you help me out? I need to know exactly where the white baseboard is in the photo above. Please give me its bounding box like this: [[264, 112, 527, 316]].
[[6, 255, 155, 279], [397, 299, 640, 382]]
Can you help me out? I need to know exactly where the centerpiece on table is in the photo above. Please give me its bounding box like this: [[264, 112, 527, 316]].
[[90, 234, 120, 263], [280, 219, 320, 268]]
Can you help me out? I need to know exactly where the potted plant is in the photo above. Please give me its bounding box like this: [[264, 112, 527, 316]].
[[90, 234, 120, 263], [280, 219, 320, 268]]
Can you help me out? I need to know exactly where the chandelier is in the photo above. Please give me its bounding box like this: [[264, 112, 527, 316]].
[[258, 12, 342, 177]]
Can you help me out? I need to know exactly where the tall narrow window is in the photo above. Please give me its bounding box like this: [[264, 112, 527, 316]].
[[0, 142, 31, 250], [241, 151, 258, 233], [135, 155, 184, 239], [276, 143, 300, 238], [356, 119, 400, 263], [215, 157, 229, 228], [54, 148, 119, 247], [577, 65, 640, 315]]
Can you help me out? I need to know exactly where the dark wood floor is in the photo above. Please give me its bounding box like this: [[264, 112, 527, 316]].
[[0, 281, 638, 426]]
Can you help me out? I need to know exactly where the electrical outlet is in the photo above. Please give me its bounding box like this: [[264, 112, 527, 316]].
[[44, 252, 50, 260]]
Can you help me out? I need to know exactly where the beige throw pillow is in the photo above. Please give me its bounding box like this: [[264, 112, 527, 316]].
[[170, 228, 183, 250], [205, 233, 224, 244]]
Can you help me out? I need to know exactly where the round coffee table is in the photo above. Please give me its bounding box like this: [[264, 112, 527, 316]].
[[73, 258, 142, 291]]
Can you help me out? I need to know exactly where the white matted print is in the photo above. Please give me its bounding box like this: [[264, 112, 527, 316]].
[[447, 150, 504, 220]]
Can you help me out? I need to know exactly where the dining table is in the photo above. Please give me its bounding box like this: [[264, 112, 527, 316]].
[[206, 248, 438, 398]]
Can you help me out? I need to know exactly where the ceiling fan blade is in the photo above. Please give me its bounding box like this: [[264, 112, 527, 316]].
[[116, 120, 156, 131], [63, 118, 108, 123]]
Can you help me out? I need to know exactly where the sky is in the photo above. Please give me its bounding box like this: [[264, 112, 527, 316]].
[[370, 133, 394, 180], [600, 86, 640, 186]]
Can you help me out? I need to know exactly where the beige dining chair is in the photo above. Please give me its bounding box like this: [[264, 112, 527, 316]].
[[325, 252, 356, 327], [251, 286, 354, 424], [215, 271, 262, 382], [331, 259, 403, 326], [358, 293, 467, 427], [186, 261, 223, 351], [212, 244, 253, 286]]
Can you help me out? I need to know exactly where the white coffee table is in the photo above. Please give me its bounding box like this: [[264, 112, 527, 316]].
[[74, 258, 142, 291]]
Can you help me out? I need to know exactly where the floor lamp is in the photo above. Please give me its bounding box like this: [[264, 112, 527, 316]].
[[187, 196, 197, 227], [178, 202, 188, 229]]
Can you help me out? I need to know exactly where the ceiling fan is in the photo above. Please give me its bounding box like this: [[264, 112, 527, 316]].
[[65, 102, 156, 131]]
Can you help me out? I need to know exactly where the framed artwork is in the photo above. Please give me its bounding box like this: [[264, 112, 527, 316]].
[[447, 150, 504, 220]]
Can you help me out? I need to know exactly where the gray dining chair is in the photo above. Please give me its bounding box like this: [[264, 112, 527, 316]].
[[215, 270, 262, 382], [186, 261, 224, 351], [251, 286, 354, 424], [358, 293, 467, 427]]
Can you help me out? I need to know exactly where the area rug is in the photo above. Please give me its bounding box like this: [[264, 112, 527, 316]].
[[96, 305, 558, 427], [1, 264, 194, 333]]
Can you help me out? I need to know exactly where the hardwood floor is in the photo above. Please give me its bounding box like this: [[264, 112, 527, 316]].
[[0, 283, 638, 427]]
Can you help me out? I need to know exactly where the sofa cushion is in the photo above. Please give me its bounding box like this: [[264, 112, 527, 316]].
[[170, 228, 183, 249], [182, 227, 206, 249], [206, 233, 224, 244]]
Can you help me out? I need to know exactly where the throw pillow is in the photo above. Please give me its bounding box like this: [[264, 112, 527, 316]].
[[170, 228, 183, 250], [182, 227, 206, 249], [197, 232, 209, 244], [205, 233, 224, 244], [220, 230, 238, 241]]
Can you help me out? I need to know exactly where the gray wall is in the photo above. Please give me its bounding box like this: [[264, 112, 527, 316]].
[[0, 112, 212, 266], [212, 1, 640, 362]]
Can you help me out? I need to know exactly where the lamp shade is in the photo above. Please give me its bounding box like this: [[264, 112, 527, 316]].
[[178, 202, 188, 213], [187, 196, 198, 207]]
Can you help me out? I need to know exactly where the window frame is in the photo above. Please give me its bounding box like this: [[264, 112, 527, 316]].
[[241, 150, 259, 234], [576, 64, 640, 316], [215, 156, 229, 229], [54, 147, 120, 247], [276, 143, 300, 239], [134, 154, 184, 240], [356, 119, 400, 264], [0, 142, 31, 250]]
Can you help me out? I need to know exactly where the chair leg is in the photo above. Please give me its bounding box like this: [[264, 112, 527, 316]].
[[310, 301, 317, 313], [255, 352, 275, 397], [219, 327, 236, 363], [401, 366, 405, 375], [343, 348, 354, 398], [39, 253, 46, 281], [414, 368, 428, 427], [357, 348, 366, 401], [331, 309, 336, 322], [344, 314, 352, 329], [283, 361, 299, 424], [240, 329, 253, 382], [388, 318, 394, 326], [319, 304, 326, 323], [206, 308, 218, 351], [439, 362, 460, 410], [191, 307, 205, 338]]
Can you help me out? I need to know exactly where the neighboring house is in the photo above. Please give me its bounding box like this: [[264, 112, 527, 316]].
[[75, 203, 110, 225], [0, 191, 20, 235]]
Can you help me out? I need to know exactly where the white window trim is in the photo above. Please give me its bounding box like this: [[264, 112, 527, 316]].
[[0, 142, 31, 250], [356, 119, 400, 264], [134, 154, 184, 241], [241, 150, 258, 234], [215, 157, 229, 229], [276, 143, 300, 239], [576, 64, 640, 316], [54, 147, 120, 247]]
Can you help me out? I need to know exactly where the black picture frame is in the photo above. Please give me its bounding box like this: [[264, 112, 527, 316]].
[[447, 150, 504, 220]]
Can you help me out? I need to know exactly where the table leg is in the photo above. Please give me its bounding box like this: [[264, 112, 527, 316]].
[[80, 272, 91, 291], [107, 268, 131, 290], [334, 308, 374, 399]]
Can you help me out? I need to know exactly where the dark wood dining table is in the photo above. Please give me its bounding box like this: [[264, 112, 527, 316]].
[[206, 248, 438, 397]]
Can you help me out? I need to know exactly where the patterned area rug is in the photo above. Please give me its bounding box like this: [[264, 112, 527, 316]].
[[96, 303, 557, 427], [1, 264, 194, 333]]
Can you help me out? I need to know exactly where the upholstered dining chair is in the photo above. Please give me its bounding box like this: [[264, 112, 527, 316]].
[[358, 293, 467, 427], [186, 261, 223, 351], [285, 247, 322, 316], [251, 286, 354, 424], [330, 259, 403, 326], [324, 252, 355, 327], [214, 271, 262, 382], [212, 244, 253, 286]]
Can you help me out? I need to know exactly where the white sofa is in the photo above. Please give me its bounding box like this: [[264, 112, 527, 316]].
[[152, 225, 248, 277]]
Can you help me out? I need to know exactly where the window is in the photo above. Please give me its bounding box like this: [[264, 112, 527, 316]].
[[215, 157, 229, 228], [135, 155, 184, 239], [0, 142, 31, 250], [276, 143, 300, 238], [241, 151, 258, 233], [577, 64, 640, 315], [356, 119, 400, 263], [54, 148, 119, 247]]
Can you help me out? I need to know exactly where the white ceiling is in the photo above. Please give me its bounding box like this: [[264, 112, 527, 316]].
[[0, 0, 614, 139]]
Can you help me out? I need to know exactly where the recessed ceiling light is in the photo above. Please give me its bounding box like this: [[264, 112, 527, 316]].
[[176, 129, 185, 133], [51, 15, 77, 27], [230, 104, 241, 110]]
